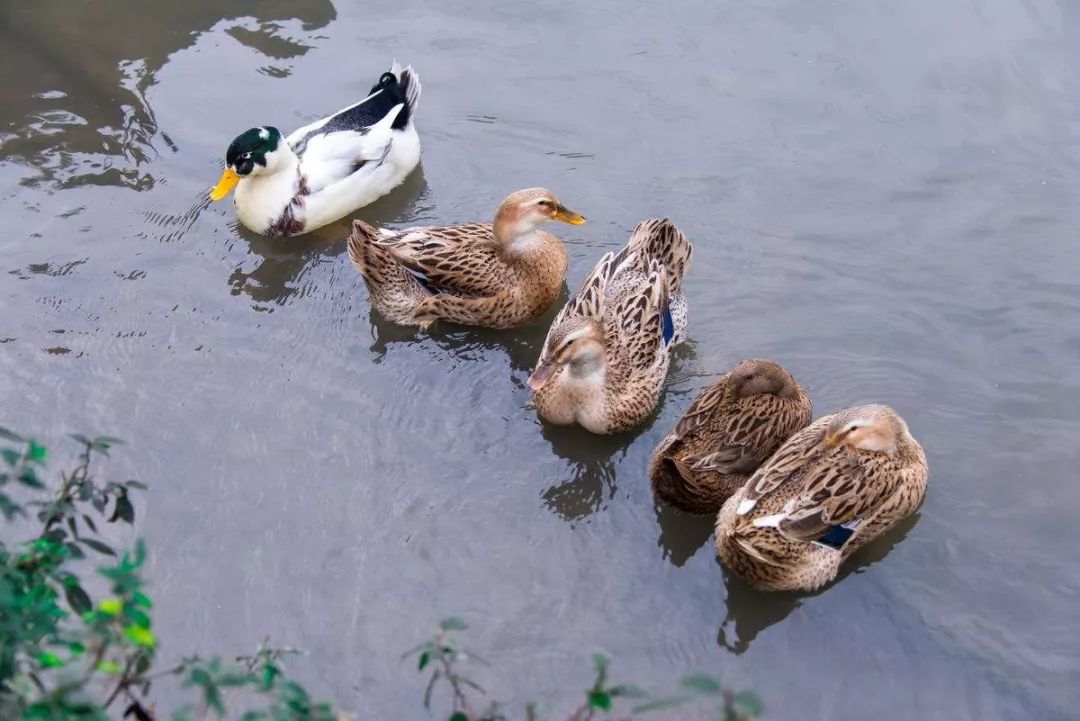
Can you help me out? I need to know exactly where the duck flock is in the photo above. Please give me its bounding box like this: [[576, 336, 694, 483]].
[[209, 62, 928, 592]]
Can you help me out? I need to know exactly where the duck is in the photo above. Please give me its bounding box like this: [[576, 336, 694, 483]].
[[347, 188, 585, 329], [209, 62, 421, 237], [649, 359, 812, 515], [715, 404, 928, 592], [528, 218, 693, 434]]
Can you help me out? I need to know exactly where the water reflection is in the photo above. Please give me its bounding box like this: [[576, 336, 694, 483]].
[[654, 502, 715, 567], [0, 0, 336, 188], [540, 424, 641, 522], [715, 513, 922, 654]]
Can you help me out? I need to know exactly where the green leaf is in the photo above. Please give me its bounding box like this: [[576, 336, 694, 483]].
[[449, 714, 468, 721], [439, 617, 468, 631], [37, 652, 63, 668], [81, 538, 115, 556], [609, 684, 648, 698], [98, 660, 122, 674], [418, 651, 430, 670], [65, 583, 92, 614], [17, 468, 44, 488], [99, 597, 123, 615], [1, 449, 20, 467], [732, 691, 764, 717], [680, 674, 722, 694], [128, 608, 152, 629], [0, 426, 24, 443], [28, 441, 47, 463], [133, 591, 152, 609], [82, 514, 98, 533], [632, 696, 691, 714], [110, 492, 135, 524], [125, 625, 156, 648], [126, 480, 148, 490], [588, 691, 612, 711], [592, 651, 610, 673]]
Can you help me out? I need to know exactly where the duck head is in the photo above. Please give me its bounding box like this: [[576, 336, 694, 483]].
[[726, 359, 801, 401], [823, 404, 907, 455], [528, 318, 605, 393], [493, 187, 585, 243], [209, 126, 287, 200]]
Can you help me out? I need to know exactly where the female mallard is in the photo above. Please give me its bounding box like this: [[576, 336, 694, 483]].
[[715, 404, 927, 591], [347, 188, 585, 329], [527, 218, 693, 434], [649, 359, 812, 515], [209, 62, 421, 237]]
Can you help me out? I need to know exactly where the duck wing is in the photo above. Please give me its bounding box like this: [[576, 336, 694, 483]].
[[289, 64, 420, 192], [737, 415, 833, 514], [766, 454, 899, 543], [378, 224, 510, 298]]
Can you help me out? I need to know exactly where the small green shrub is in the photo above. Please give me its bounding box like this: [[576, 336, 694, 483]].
[[1, 428, 761, 721]]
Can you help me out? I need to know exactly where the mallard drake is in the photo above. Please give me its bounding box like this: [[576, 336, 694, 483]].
[[347, 188, 585, 329], [209, 62, 421, 237], [649, 359, 812, 515], [715, 404, 928, 591], [528, 218, 693, 434]]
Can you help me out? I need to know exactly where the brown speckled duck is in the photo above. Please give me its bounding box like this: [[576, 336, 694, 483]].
[[649, 359, 812, 515], [347, 188, 585, 329], [528, 218, 693, 434], [715, 404, 928, 592]]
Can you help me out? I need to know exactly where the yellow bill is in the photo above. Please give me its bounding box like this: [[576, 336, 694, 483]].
[[209, 168, 240, 201], [553, 203, 586, 225]]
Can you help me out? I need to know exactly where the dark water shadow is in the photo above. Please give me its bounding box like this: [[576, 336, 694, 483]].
[[0, 1, 336, 189], [655, 502, 716, 567], [539, 422, 648, 524], [715, 512, 922, 654], [537, 338, 699, 523], [230, 169, 429, 305]]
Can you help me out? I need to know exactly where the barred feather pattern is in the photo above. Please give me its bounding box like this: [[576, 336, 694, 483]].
[[532, 218, 693, 434], [715, 406, 928, 591], [347, 219, 568, 329], [649, 361, 811, 514]]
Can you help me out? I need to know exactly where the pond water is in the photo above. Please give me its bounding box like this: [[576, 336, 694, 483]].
[[2, 1, 1078, 719]]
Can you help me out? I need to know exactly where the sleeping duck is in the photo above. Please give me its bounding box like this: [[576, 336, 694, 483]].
[[715, 404, 928, 591], [649, 359, 812, 515], [528, 218, 693, 434], [209, 62, 421, 237]]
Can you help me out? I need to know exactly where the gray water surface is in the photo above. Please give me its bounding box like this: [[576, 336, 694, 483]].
[[2, 1, 1079, 719]]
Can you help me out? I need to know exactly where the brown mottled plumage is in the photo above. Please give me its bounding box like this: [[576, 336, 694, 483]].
[[528, 218, 693, 434], [347, 188, 584, 329], [715, 404, 928, 591], [649, 359, 812, 515]]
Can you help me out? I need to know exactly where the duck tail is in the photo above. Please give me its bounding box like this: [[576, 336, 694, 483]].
[[388, 61, 421, 128], [346, 219, 384, 279], [626, 218, 693, 295]]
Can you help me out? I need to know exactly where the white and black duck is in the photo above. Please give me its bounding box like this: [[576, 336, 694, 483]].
[[209, 62, 421, 237]]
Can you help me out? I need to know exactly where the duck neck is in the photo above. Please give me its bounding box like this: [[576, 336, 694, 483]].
[[236, 145, 303, 214], [493, 210, 547, 256]]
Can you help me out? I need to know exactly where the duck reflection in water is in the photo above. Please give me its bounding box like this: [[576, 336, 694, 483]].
[[539, 342, 698, 522], [538, 422, 639, 523], [715, 512, 921, 654]]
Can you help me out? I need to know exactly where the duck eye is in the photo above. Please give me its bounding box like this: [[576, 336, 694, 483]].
[[537, 200, 550, 207]]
